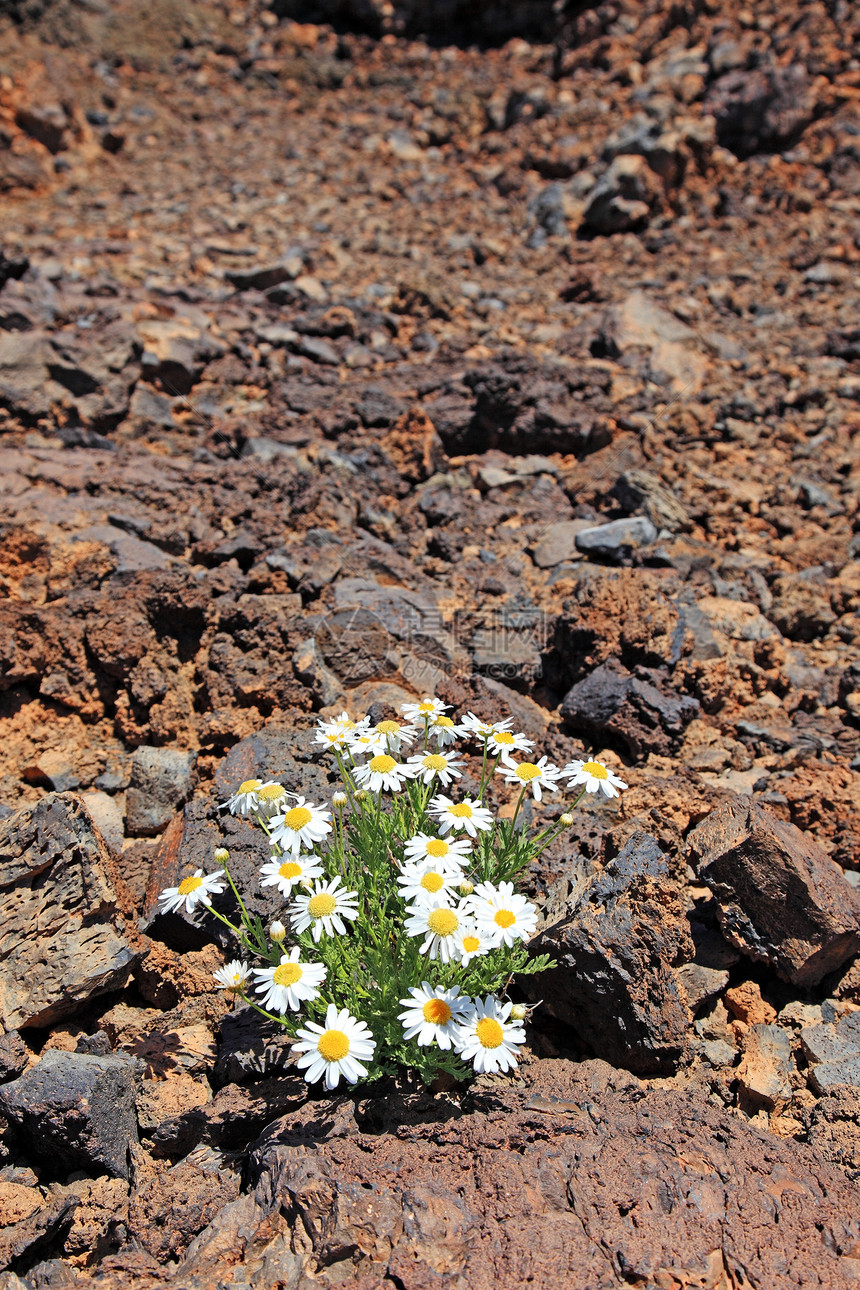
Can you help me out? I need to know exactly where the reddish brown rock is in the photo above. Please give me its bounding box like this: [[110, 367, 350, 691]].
[[80, 1060, 860, 1289], [688, 798, 860, 986], [0, 794, 138, 1029]]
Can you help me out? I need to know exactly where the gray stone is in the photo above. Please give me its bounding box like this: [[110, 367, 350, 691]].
[[614, 469, 689, 532], [688, 798, 860, 986], [126, 746, 198, 837], [575, 516, 658, 561], [0, 1049, 138, 1179], [677, 962, 730, 1014], [0, 794, 138, 1029], [802, 1013, 860, 1093], [530, 520, 589, 568]]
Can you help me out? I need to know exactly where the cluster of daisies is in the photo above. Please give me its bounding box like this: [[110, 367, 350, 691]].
[[158, 697, 627, 1090]]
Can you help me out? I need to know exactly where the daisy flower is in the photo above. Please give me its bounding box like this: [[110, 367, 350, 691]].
[[346, 729, 382, 757], [404, 898, 472, 963], [454, 996, 526, 1074], [403, 832, 472, 867], [252, 947, 326, 1013], [212, 959, 250, 992], [396, 860, 464, 906], [398, 983, 474, 1050], [495, 756, 562, 802], [469, 880, 539, 948], [293, 1004, 376, 1089], [269, 796, 332, 857], [486, 728, 534, 765], [429, 714, 465, 748], [220, 779, 263, 816], [158, 868, 226, 916], [259, 852, 325, 897], [451, 921, 492, 966], [400, 697, 450, 723], [325, 711, 370, 735], [563, 759, 628, 798], [429, 794, 494, 838], [368, 719, 418, 755], [314, 726, 354, 753], [404, 750, 464, 787], [253, 782, 290, 819], [289, 876, 359, 942], [461, 713, 511, 741], [354, 753, 414, 793]]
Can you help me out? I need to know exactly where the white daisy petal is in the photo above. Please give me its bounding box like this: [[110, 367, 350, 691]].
[[428, 795, 494, 838], [269, 796, 333, 858], [495, 756, 562, 802], [398, 982, 474, 1051], [453, 995, 526, 1074], [158, 868, 226, 916], [288, 876, 359, 942], [293, 1004, 376, 1088], [252, 947, 326, 1013], [562, 759, 628, 799], [469, 880, 539, 948]]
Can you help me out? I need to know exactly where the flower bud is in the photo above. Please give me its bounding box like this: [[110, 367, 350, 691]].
[[332, 791, 348, 807], [559, 813, 574, 826], [458, 881, 474, 896], [510, 1003, 528, 1021], [354, 789, 369, 802], [213, 847, 230, 864], [269, 920, 286, 942]]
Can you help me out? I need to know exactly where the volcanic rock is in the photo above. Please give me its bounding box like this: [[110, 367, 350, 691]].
[[688, 797, 860, 986], [0, 795, 138, 1030], [528, 832, 692, 1073], [0, 1050, 139, 1179]]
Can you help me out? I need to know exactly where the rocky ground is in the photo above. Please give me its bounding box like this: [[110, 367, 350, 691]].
[[1, 0, 860, 1284]]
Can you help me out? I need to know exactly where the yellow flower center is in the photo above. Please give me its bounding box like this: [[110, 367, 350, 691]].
[[278, 861, 303, 880], [422, 754, 447, 771], [423, 998, 452, 1025], [475, 1017, 504, 1049], [582, 761, 609, 779], [495, 909, 516, 928], [425, 838, 450, 858], [238, 779, 262, 795], [435, 716, 454, 728], [307, 893, 337, 918], [258, 784, 286, 801], [449, 803, 473, 818], [427, 908, 459, 937], [376, 721, 400, 736], [462, 935, 481, 953], [230, 973, 243, 985], [317, 1029, 350, 1062], [494, 731, 515, 745], [177, 875, 203, 895], [273, 962, 302, 986], [516, 762, 541, 781], [326, 733, 341, 743], [418, 701, 435, 713], [282, 806, 313, 830], [370, 754, 396, 773], [420, 872, 444, 893]]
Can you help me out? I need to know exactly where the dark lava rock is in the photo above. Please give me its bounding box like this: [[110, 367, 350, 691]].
[[560, 658, 699, 759], [703, 64, 821, 159], [582, 155, 662, 235], [527, 832, 692, 1074], [687, 797, 860, 986], [0, 1050, 139, 1179]]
